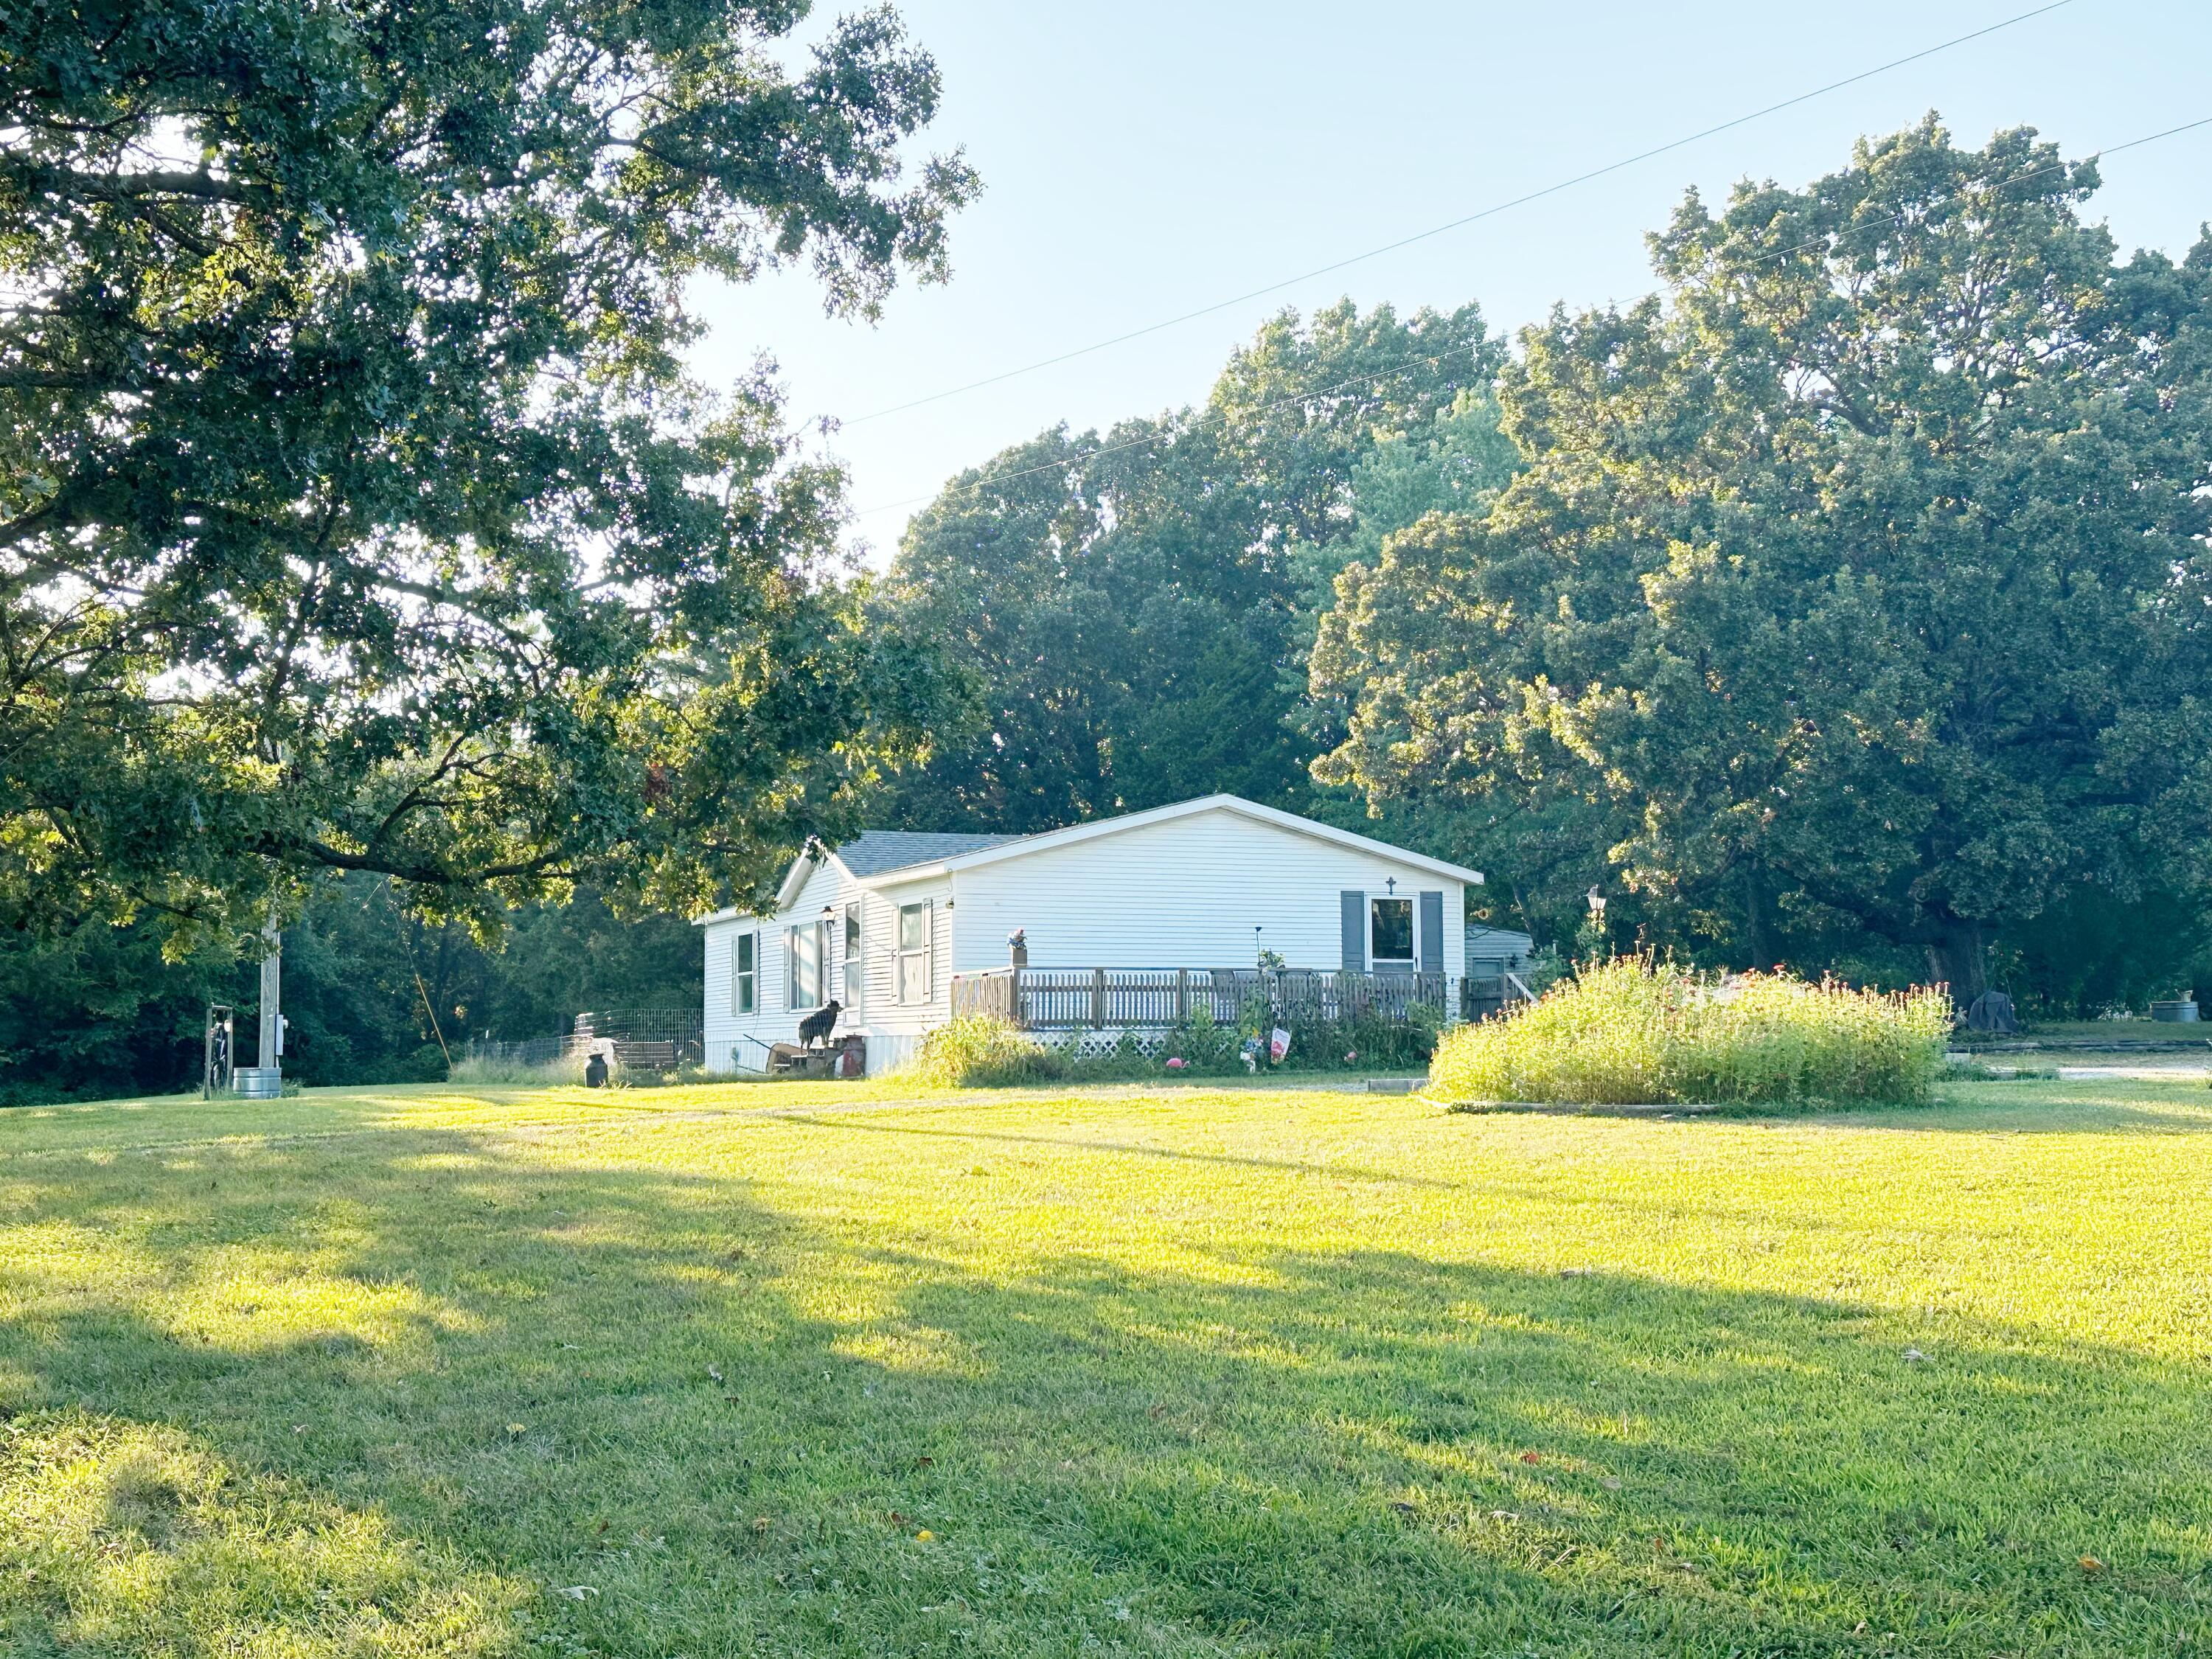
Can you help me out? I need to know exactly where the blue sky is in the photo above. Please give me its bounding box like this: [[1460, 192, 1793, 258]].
[[690, 0, 2212, 561]]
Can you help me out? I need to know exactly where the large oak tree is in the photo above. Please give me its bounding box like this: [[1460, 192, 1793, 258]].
[[1313, 121, 2212, 996], [1, 0, 976, 945], [875, 301, 1502, 832]]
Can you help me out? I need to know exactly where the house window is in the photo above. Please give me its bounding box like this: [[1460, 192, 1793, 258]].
[[787, 919, 830, 1010], [894, 901, 933, 1005], [1370, 897, 1414, 965], [730, 932, 756, 1016], [843, 902, 865, 1011]]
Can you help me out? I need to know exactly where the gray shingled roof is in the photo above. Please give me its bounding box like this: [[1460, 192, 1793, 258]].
[[831, 830, 1023, 878]]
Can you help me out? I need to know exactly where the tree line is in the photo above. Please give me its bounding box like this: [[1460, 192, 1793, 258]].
[[3, 0, 2205, 1102], [879, 118, 2212, 1011], [0, 879, 699, 1103]]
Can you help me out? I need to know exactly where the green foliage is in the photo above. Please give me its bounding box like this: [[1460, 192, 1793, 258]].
[[874, 301, 1501, 831], [908, 1004, 1448, 1090], [1992, 886, 2212, 1018], [1430, 957, 1950, 1109], [0, 910, 231, 1105], [1306, 1002, 1444, 1072], [0, 872, 703, 1102], [1157, 1006, 1242, 1074], [1287, 390, 1520, 753], [1291, 391, 1520, 609], [909, 1015, 1069, 1088], [1941, 1056, 2001, 1082], [1519, 944, 1569, 998], [443, 1054, 585, 1090], [1315, 119, 2212, 1001], [1, 0, 977, 947], [1940, 1059, 2060, 1082]]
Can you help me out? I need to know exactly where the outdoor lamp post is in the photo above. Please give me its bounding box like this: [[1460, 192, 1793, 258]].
[[1579, 886, 1609, 962]]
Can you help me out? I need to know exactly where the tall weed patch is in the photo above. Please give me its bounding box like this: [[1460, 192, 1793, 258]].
[[910, 1015, 1070, 1087], [1430, 958, 1950, 1109], [445, 1053, 584, 1088]]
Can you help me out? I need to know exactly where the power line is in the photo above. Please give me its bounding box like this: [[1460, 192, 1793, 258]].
[[832, 0, 2081, 431], [846, 113, 2212, 524]]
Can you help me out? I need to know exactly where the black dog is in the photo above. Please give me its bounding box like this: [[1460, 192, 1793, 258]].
[[797, 1000, 843, 1049]]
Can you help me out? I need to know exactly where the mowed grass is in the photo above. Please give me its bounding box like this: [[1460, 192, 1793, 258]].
[[4, 1077, 2212, 1657]]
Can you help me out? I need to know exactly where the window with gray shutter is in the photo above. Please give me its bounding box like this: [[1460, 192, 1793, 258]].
[[1419, 891, 1444, 974], [1340, 891, 1365, 971]]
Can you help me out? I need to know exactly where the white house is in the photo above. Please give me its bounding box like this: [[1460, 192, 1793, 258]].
[[695, 793, 1481, 1075]]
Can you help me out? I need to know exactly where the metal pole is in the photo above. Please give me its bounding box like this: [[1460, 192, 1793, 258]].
[[257, 919, 282, 1076]]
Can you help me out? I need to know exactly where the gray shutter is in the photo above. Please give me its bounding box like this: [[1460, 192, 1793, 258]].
[[1419, 891, 1444, 975], [1340, 891, 1366, 972], [785, 927, 798, 1011]]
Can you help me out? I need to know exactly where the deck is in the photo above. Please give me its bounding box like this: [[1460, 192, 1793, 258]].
[[950, 966, 1523, 1030]]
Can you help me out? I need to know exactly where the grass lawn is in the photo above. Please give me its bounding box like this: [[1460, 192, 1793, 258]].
[[4, 1076, 2212, 1657]]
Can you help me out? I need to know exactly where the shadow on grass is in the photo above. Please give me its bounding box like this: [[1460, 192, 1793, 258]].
[[2, 1121, 2209, 1656], [1853, 1080, 2212, 1136], [767, 1111, 1464, 1189], [1427, 1082, 2212, 1138]]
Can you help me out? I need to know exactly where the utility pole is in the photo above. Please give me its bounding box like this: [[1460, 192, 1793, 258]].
[[233, 918, 286, 1098], [258, 918, 282, 1072]]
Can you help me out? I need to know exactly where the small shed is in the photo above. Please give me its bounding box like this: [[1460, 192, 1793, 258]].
[[1465, 924, 1535, 980]]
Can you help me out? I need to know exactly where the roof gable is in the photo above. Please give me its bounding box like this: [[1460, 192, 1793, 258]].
[[696, 795, 1479, 925], [860, 795, 1482, 888], [762, 828, 1013, 914]]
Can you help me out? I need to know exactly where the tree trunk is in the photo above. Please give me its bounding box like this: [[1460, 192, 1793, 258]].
[[1926, 921, 1989, 1006], [1743, 861, 1770, 971]]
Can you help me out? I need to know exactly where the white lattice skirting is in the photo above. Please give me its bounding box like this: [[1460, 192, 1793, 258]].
[[1032, 1027, 1186, 1060]]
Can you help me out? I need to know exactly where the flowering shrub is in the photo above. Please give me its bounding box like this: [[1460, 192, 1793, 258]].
[[910, 1016, 1068, 1088], [1429, 957, 1950, 1110]]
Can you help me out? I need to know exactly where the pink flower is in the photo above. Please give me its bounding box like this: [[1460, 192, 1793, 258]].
[[1344, 1050, 1358, 1063]]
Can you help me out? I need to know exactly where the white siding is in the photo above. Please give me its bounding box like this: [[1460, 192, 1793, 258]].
[[844, 872, 953, 1074], [703, 857, 951, 1077], [947, 807, 1465, 978], [705, 804, 1470, 1076]]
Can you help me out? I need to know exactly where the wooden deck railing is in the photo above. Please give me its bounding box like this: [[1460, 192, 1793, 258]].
[[950, 967, 1452, 1030]]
